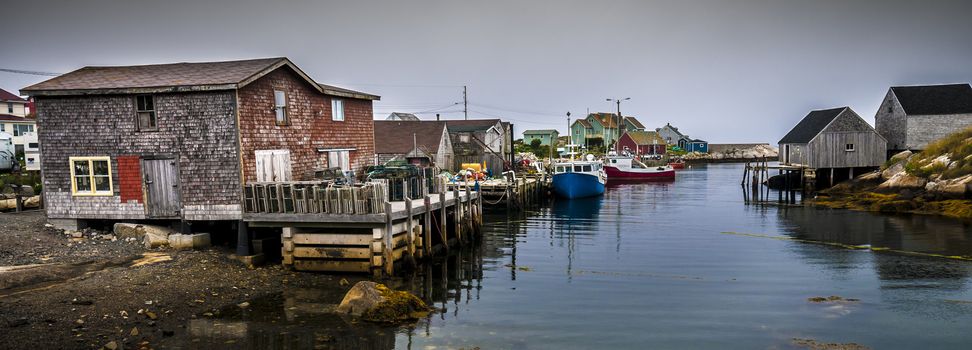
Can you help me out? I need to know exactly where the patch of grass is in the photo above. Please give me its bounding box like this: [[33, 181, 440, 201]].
[[905, 126, 972, 180]]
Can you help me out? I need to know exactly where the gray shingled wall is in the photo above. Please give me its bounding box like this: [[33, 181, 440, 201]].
[[36, 92, 243, 221]]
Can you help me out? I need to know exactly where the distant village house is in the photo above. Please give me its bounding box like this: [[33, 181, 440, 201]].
[[445, 119, 512, 175], [22, 57, 379, 229], [522, 129, 559, 146], [570, 113, 645, 149], [0, 88, 40, 170], [617, 130, 666, 156]]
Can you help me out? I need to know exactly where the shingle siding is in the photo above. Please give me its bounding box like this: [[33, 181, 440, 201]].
[[237, 68, 375, 181], [875, 90, 909, 151], [35, 91, 242, 221]]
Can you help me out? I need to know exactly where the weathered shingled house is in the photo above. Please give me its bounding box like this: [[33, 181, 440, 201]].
[[21, 58, 379, 229], [874, 83, 972, 153], [779, 107, 886, 184], [373, 120, 454, 170]]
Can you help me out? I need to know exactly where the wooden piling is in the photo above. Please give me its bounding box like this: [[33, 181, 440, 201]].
[[423, 195, 432, 256], [405, 197, 416, 266], [439, 191, 449, 253], [383, 201, 394, 276]]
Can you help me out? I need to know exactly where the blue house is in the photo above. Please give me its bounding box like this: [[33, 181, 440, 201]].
[[685, 139, 708, 153]]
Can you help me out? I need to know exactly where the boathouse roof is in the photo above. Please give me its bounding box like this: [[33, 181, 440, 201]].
[[622, 130, 665, 145], [778, 107, 847, 144], [523, 129, 559, 135], [444, 119, 502, 133], [373, 120, 449, 154], [21, 57, 379, 100], [890, 84, 972, 115]]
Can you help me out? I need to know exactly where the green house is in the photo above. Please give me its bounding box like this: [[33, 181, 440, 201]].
[[570, 113, 646, 150], [522, 129, 560, 146]]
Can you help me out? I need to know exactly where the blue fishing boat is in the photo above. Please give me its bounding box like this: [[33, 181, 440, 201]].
[[551, 159, 607, 199]]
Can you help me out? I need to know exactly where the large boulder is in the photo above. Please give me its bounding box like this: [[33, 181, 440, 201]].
[[336, 281, 430, 322], [878, 172, 927, 190]]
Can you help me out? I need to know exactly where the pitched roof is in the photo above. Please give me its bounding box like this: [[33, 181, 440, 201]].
[[778, 107, 847, 144], [890, 84, 972, 115], [386, 112, 420, 121], [623, 116, 645, 129], [588, 113, 619, 128], [658, 123, 685, 137], [573, 119, 592, 128], [444, 119, 501, 133], [373, 121, 448, 155], [21, 57, 379, 100], [622, 130, 665, 145], [523, 129, 559, 135], [0, 88, 26, 102]]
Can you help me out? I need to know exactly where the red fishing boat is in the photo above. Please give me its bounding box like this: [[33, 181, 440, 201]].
[[668, 159, 686, 169], [603, 155, 675, 181]]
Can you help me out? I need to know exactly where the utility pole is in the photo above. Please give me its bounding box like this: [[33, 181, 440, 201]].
[[606, 97, 630, 154], [463, 85, 468, 120]]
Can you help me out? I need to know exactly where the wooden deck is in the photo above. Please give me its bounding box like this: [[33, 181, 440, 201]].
[[243, 182, 482, 276]]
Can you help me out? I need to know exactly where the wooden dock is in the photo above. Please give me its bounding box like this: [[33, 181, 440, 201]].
[[241, 180, 482, 276], [446, 173, 549, 209], [742, 158, 811, 205]]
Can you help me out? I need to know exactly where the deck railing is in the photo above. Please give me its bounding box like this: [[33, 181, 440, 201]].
[[243, 181, 388, 215]]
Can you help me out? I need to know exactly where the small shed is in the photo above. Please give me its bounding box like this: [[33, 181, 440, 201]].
[[373, 121, 453, 170], [617, 130, 666, 156], [779, 107, 886, 170], [685, 139, 708, 153]]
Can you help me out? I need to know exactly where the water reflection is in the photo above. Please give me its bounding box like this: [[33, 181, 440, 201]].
[[179, 163, 972, 349]]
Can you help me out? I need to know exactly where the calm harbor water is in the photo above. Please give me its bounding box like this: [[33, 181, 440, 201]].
[[188, 163, 972, 349]]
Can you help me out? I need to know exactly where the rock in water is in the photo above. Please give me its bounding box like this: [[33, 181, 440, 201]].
[[336, 281, 431, 322]]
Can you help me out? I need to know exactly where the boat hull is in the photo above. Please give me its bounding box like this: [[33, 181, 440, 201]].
[[552, 173, 605, 198], [668, 162, 685, 169], [604, 166, 676, 181]]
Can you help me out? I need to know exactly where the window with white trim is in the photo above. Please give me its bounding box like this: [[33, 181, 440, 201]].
[[13, 124, 33, 136], [274, 90, 288, 125], [328, 150, 350, 172], [331, 99, 345, 121], [845, 143, 855, 152], [70, 157, 112, 196]]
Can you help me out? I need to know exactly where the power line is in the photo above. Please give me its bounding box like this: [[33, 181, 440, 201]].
[[468, 102, 562, 117], [0, 68, 62, 77]]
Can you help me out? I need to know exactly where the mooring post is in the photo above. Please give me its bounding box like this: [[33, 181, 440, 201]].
[[15, 194, 23, 212], [423, 195, 432, 257], [405, 197, 416, 265], [465, 184, 472, 236], [384, 201, 394, 276], [453, 186, 463, 245], [439, 191, 449, 252], [778, 169, 783, 204]]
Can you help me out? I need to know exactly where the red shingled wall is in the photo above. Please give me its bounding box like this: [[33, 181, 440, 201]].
[[237, 68, 375, 182], [116, 155, 143, 203]]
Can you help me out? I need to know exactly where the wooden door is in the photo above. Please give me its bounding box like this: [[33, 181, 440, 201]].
[[255, 150, 292, 182], [143, 158, 181, 218]]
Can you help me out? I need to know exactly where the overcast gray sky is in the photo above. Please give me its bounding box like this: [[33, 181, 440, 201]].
[[2, 0, 971, 142]]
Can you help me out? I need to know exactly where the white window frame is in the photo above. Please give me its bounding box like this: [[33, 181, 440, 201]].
[[69, 156, 113, 196], [13, 124, 33, 136], [845, 143, 855, 152], [327, 150, 351, 172], [331, 99, 345, 121], [274, 90, 288, 125]]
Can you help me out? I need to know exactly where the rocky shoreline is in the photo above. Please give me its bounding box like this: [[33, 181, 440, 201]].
[[682, 144, 778, 163], [0, 211, 366, 349], [813, 149, 972, 219]]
